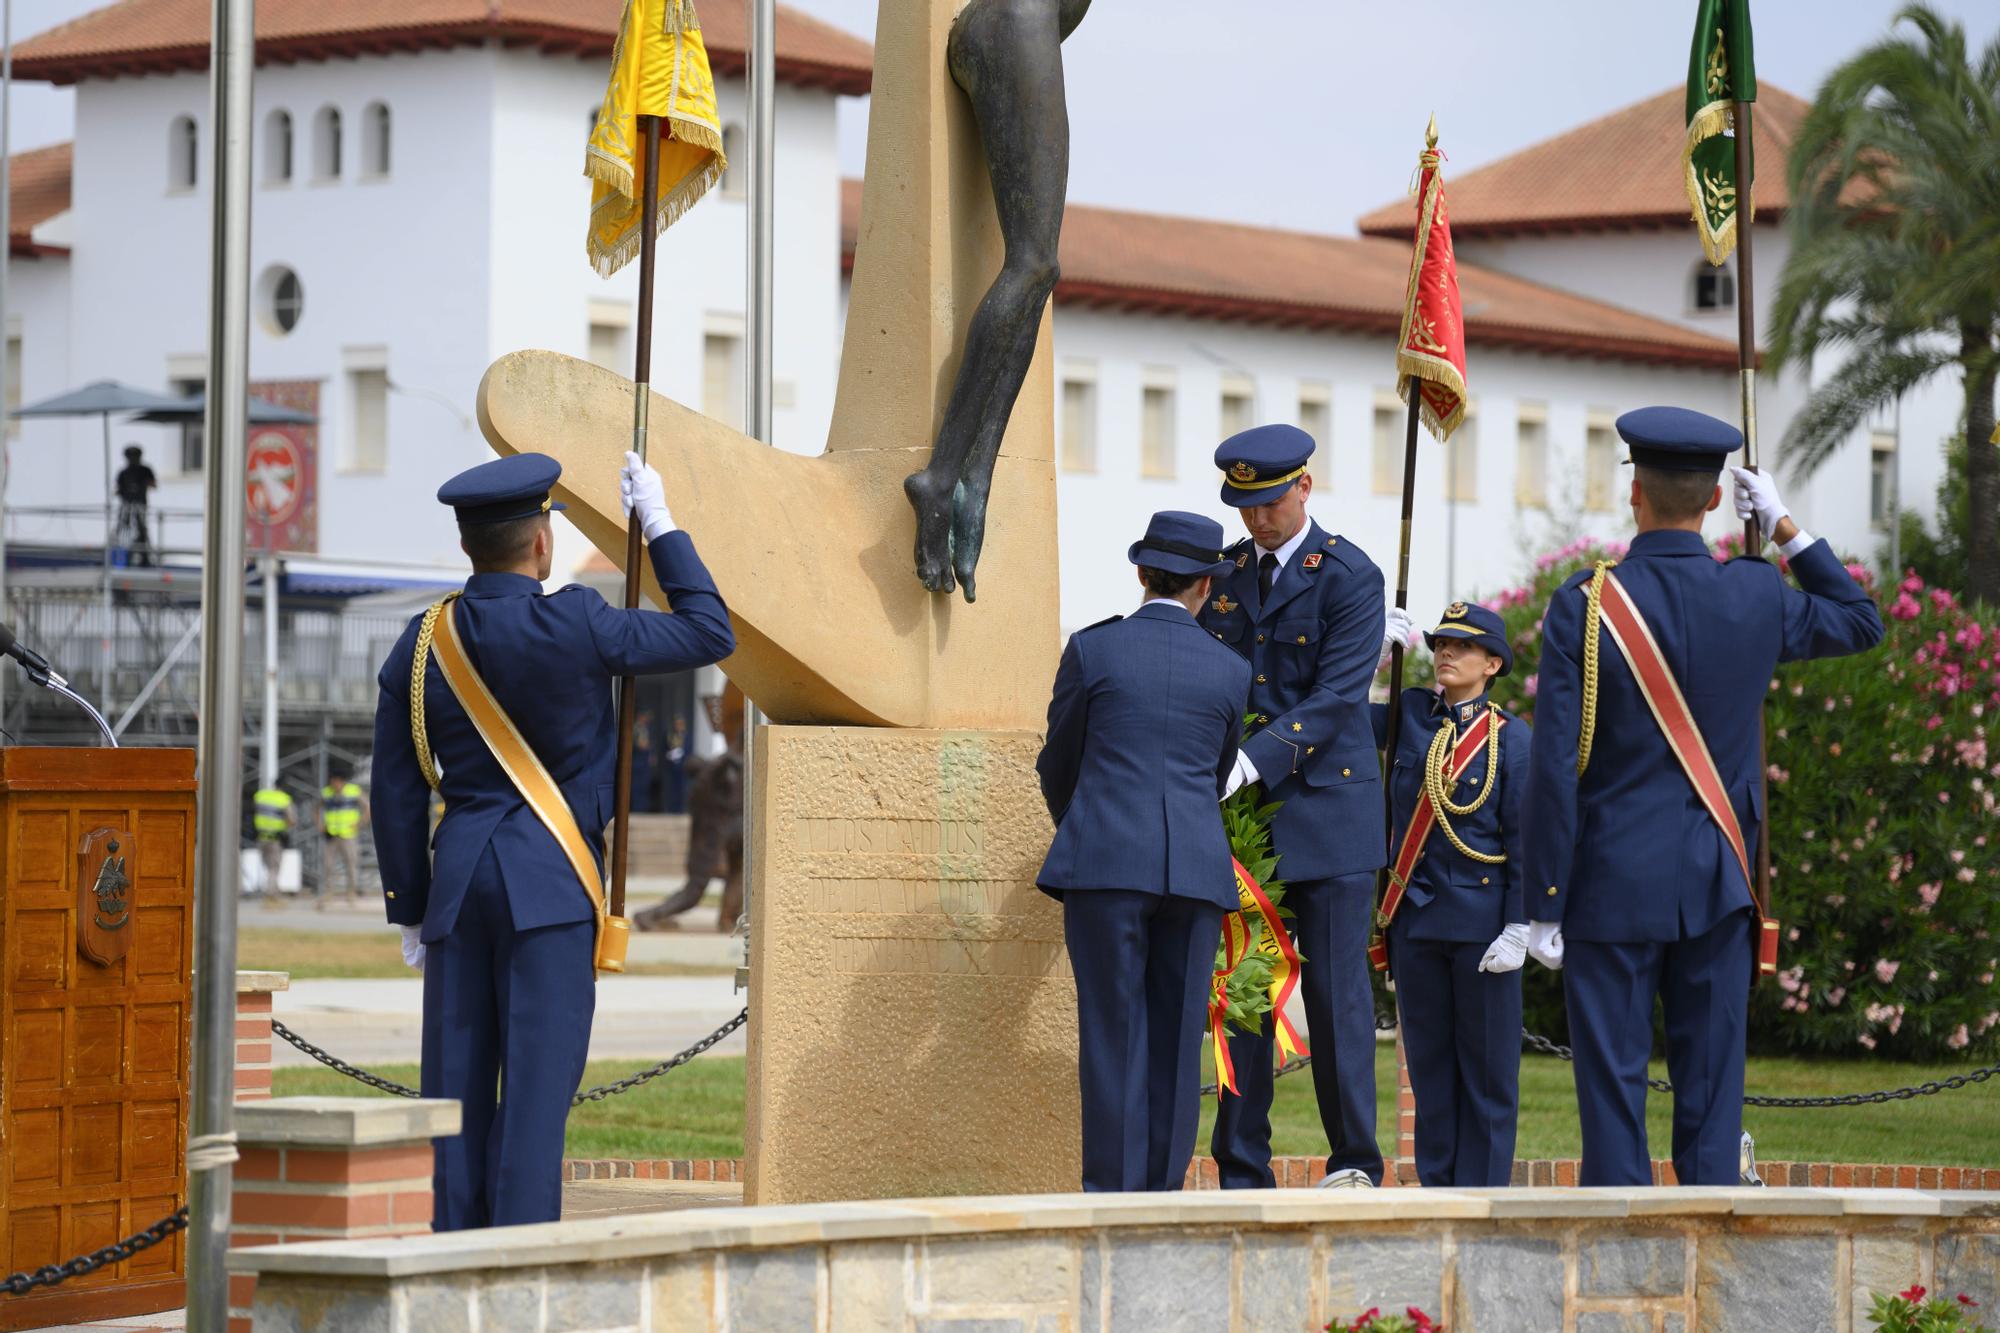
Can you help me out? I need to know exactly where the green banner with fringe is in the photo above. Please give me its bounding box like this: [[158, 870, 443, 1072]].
[[1684, 0, 1758, 266]]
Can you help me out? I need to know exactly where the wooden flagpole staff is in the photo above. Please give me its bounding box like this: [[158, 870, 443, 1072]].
[[605, 115, 665, 964]]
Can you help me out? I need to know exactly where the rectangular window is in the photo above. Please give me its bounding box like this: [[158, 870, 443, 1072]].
[[1299, 383, 1331, 489], [703, 331, 744, 433], [1371, 395, 1403, 495], [1584, 419, 1618, 512], [1515, 408, 1548, 510], [1140, 373, 1176, 479], [587, 299, 632, 374], [1060, 374, 1098, 474], [5, 332, 20, 441], [1219, 373, 1255, 443], [347, 367, 389, 473], [1444, 411, 1478, 503], [172, 374, 205, 472], [1870, 431, 1896, 529]]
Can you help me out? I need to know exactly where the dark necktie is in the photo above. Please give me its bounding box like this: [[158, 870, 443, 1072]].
[[1258, 552, 1278, 604]]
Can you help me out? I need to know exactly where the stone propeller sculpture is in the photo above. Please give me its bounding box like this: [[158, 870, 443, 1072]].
[[901, 0, 1093, 601], [477, 0, 1063, 731]]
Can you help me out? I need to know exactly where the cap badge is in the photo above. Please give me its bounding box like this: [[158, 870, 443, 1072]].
[[1229, 461, 1259, 483], [1446, 600, 1469, 620], [1303, 553, 1323, 570], [1213, 595, 1237, 614]]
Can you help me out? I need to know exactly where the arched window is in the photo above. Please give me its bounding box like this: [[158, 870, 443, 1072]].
[[1690, 259, 1736, 312], [264, 110, 293, 183], [362, 102, 391, 178], [312, 106, 343, 181], [168, 115, 198, 191], [720, 122, 745, 198]]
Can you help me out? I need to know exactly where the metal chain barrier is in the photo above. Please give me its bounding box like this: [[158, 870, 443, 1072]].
[[1521, 1029, 2000, 1107], [271, 1009, 748, 1106], [3, 1209, 188, 1297]]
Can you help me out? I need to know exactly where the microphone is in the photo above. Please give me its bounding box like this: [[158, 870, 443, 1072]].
[[0, 622, 60, 685]]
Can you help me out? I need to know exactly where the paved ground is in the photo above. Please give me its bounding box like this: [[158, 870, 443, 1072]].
[[274, 971, 748, 1068]]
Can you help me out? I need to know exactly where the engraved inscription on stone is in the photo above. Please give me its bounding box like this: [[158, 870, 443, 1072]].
[[831, 934, 1070, 978], [796, 818, 985, 857], [805, 879, 1019, 915]]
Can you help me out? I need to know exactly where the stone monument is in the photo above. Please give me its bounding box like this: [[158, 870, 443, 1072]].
[[476, 0, 1079, 1202]]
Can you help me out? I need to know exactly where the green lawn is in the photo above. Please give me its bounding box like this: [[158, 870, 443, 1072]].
[[239, 928, 731, 980], [273, 1046, 2000, 1167]]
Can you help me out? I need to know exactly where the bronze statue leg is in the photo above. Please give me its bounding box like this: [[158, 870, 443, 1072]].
[[903, 0, 1079, 601]]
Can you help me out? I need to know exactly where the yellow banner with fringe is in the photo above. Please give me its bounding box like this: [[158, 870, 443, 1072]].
[[586, 0, 727, 277]]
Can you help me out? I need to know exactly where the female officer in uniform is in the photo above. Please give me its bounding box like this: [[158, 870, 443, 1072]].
[[1374, 601, 1531, 1188]]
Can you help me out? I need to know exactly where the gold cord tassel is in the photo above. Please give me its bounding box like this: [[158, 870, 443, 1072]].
[[1577, 561, 1616, 777], [410, 593, 462, 792], [1424, 704, 1507, 865]]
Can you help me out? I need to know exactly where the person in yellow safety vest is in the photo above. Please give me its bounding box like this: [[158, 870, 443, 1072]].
[[319, 768, 368, 908], [252, 785, 293, 899]]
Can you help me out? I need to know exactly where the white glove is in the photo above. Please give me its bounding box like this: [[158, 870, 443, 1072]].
[[400, 925, 426, 974], [620, 451, 675, 543], [1380, 606, 1416, 670], [1221, 751, 1260, 801], [1728, 466, 1788, 541], [1478, 922, 1529, 974], [1527, 920, 1565, 971]]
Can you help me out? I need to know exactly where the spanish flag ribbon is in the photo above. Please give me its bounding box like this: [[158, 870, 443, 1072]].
[[1208, 857, 1310, 1093], [586, 0, 728, 276], [1394, 121, 1468, 444]]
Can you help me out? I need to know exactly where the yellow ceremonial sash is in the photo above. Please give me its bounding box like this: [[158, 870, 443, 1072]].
[[424, 598, 630, 975]]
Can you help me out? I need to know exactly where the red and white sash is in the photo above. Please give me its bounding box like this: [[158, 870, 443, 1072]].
[[1597, 571, 1780, 976], [1367, 707, 1500, 972]]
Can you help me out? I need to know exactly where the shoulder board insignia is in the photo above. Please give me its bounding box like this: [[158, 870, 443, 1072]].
[[1325, 537, 1339, 548], [1213, 595, 1237, 614], [1302, 553, 1323, 570], [1235, 553, 1250, 569]]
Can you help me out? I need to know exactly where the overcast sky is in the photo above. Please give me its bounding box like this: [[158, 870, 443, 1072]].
[[790, 0, 2000, 235], [3, 0, 1994, 235]]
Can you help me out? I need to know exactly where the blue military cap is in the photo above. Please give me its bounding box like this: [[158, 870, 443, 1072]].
[[1616, 406, 1742, 473], [1128, 511, 1234, 578], [1425, 599, 1513, 677], [1214, 423, 1316, 508], [437, 452, 568, 526]]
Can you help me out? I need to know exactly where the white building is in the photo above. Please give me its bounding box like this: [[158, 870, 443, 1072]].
[[3, 5, 1952, 644]]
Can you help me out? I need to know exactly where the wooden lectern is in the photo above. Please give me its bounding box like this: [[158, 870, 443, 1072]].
[[0, 748, 196, 1331]]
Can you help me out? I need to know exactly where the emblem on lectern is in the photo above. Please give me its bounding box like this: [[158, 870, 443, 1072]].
[[77, 827, 136, 966]]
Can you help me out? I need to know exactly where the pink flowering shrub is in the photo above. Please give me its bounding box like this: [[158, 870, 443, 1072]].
[[1385, 545, 2000, 1061]]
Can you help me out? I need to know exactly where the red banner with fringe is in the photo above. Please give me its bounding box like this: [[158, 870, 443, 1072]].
[[1394, 128, 1469, 443]]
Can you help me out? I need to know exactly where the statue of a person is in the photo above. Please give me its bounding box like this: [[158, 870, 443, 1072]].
[[902, 0, 1094, 602]]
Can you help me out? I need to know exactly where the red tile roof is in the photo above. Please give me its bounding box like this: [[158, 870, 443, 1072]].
[[14, 0, 872, 95], [842, 181, 1737, 369], [9, 142, 72, 256], [1357, 85, 1810, 240]]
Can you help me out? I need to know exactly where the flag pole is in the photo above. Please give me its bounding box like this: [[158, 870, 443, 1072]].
[[1731, 99, 1775, 926], [1376, 115, 1439, 1189], [608, 115, 664, 938]]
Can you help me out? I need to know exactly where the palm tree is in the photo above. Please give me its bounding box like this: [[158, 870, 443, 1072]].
[[1768, 4, 2000, 605]]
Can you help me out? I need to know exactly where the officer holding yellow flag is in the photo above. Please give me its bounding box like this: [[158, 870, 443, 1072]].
[[371, 451, 733, 1230]]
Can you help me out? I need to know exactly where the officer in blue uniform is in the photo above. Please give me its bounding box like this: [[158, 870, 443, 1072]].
[[1199, 424, 1391, 1189], [1373, 602, 1531, 1187], [1521, 407, 1883, 1186], [371, 451, 734, 1230], [1037, 511, 1250, 1193]]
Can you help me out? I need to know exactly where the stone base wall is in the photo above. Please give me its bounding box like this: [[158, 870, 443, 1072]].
[[559, 1155, 2000, 1193], [236, 1189, 2000, 1333]]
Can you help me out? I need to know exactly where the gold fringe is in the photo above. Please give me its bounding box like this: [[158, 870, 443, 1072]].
[[1396, 355, 1468, 442], [1682, 98, 1750, 268], [589, 155, 725, 278], [662, 0, 702, 35]]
